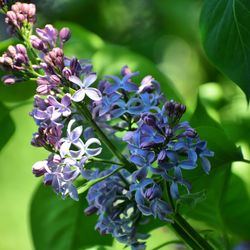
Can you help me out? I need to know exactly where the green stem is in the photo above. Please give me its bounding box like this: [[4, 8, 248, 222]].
[[89, 157, 124, 167], [242, 159, 250, 164], [77, 103, 137, 171], [164, 182, 214, 250], [173, 213, 214, 250]]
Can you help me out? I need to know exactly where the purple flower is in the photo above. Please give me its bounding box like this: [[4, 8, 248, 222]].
[[43, 155, 80, 201], [47, 94, 71, 117], [36, 75, 61, 95], [105, 71, 139, 94], [31, 105, 61, 125], [138, 75, 160, 94], [59, 119, 85, 158], [60, 119, 102, 159], [130, 179, 172, 221], [69, 74, 102, 102], [110, 98, 144, 118], [36, 24, 58, 47]]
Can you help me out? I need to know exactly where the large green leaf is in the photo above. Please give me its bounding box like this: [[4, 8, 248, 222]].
[[180, 98, 250, 243], [190, 98, 243, 166], [0, 102, 47, 250], [200, 0, 250, 100], [30, 184, 112, 250]]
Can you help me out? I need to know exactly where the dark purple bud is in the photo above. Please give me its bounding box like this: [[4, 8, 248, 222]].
[[164, 100, 186, 122], [144, 186, 161, 201], [32, 160, 47, 177], [62, 67, 72, 79], [184, 128, 197, 138], [30, 35, 46, 51], [59, 27, 71, 43], [70, 57, 81, 74], [84, 205, 98, 216], [141, 113, 156, 126], [121, 65, 132, 76]]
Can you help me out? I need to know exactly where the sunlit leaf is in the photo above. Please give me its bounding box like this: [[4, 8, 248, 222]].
[[30, 184, 112, 250]]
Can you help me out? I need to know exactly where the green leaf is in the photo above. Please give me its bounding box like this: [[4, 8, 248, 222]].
[[176, 190, 207, 209], [181, 98, 250, 241], [0, 103, 48, 250], [190, 98, 243, 166], [0, 102, 15, 151], [200, 0, 250, 100], [0, 80, 36, 102], [30, 184, 112, 250]]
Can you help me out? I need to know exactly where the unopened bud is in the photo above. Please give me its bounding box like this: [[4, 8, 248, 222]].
[[121, 65, 132, 76], [32, 160, 47, 177], [2, 75, 18, 85], [84, 205, 98, 216], [62, 67, 72, 79], [59, 27, 71, 43], [141, 113, 156, 126]]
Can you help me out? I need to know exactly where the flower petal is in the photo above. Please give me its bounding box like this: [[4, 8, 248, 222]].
[[85, 88, 102, 101], [83, 73, 97, 87], [69, 75, 83, 88], [60, 141, 71, 157], [72, 89, 86, 102]]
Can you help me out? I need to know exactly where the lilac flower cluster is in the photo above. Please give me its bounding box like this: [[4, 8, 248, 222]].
[[0, 2, 214, 249], [5, 2, 36, 33]]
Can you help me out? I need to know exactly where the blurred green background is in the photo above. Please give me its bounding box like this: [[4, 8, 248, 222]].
[[0, 0, 250, 250]]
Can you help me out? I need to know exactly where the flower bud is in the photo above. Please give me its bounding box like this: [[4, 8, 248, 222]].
[[141, 113, 156, 126], [184, 128, 197, 138], [59, 27, 71, 43], [121, 65, 131, 76], [5, 2, 36, 30], [30, 35, 47, 51], [1, 75, 18, 85], [32, 160, 47, 177], [62, 67, 72, 79], [84, 205, 98, 216]]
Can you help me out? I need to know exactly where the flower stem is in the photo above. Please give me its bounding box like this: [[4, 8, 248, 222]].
[[164, 182, 214, 250], [77, 103, 137, 171], [172, 213, 214, 250], [89, 157, 124, 166]]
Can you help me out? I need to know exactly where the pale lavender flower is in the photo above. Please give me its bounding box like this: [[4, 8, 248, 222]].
[[59, 119, 102, 159], [47, 94, 71, 117], [69, 74, 102, 102]]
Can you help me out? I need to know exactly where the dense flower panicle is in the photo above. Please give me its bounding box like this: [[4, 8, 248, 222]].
[[5, 2, 36, 31], [1, 6, 215, 249], [85, 168, 149, 249]]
